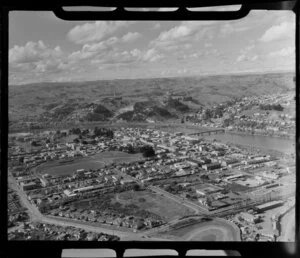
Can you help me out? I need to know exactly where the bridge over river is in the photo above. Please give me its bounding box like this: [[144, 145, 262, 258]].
[[188, 128, 225, 136]]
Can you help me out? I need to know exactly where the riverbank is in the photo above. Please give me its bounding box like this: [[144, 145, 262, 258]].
[[225, 130, 295, 140], [278, 206, 295, 241], [205, 132, 294, 156]]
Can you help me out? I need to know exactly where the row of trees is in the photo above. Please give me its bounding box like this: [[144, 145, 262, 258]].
[[68, 127, 114, 139], [259, 104, 284, 111], [93, 127, 114, 138], [123, 144, 155, 158]]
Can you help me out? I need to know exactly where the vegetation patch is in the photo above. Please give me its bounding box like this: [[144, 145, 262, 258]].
[[113, 190, 194, 221]]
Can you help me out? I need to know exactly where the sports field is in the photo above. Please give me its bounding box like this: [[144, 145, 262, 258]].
[[37, 151, 142, 176], [162, 218, 241, 241]]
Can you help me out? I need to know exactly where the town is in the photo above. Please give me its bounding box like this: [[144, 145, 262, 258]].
[[185, 92, 295, 139], [8, 122, 295, 241]]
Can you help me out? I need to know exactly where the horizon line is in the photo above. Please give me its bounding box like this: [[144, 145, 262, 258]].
[[9, 68, 295, 86]]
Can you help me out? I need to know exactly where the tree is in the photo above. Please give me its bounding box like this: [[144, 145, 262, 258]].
[[70, 128, 81, 135], [203, 109, 212, 120], [206, 196, 213, 206], [38, 201, 49, 213], [107, 130, 114, 139], [133, 184, 141, 191], [223, 119, 231, 127], [31, 141, 39, 146], [140, 145, 155, 158], [127, 144, 135, 154]]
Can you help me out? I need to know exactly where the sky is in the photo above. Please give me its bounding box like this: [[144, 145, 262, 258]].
[[9, 6, 295, 85]]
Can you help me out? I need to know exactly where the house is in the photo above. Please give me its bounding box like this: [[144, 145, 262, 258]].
[[202, 162, 221, 171], [239, 212, 260, 223], [120, 178, 135, 185], [263, 171, 279, 180]]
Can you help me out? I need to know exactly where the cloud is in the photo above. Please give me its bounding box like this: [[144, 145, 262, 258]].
[[142, 48, 164, 62], [204, 42, 212, 48], [177, 68, 188, 74], [236, 53, 258, 62], [8, 41, 86, 82], [260, 22, 294, 42], [91, 48, 164, 68], [190, 51, 204, 59], [121, 32, 142, 42], [149, 21, 218, 51], [236, 54, 246, 62], [251, 55, 258, 61], [9, 40, 62, 64], [35, 59, 67, 74], [181, 20, 219, 28], [68, 37, 119, 62], [220, 23, 249, 36], [236, 43, 258, 62], [269, 46, 295, 57], [67, 21, 133, 44], [158, 25, 192, 42], [9, 40, 68, 76]]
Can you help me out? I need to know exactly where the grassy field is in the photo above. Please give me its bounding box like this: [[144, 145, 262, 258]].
[[111, 190, 195, 221], [38, 159, 103, 176], [91, 151, 142, 164], [37, 151, 143, 176]]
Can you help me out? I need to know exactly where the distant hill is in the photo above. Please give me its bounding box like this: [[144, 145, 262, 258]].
[[9, 72, 295, 130], [117, 101, 176, 122]]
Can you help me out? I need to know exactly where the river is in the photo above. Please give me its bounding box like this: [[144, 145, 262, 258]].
[[205, 133, 295, 154], [9, 124, 295, 155]]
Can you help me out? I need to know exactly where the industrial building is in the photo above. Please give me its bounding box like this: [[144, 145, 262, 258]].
[[202, 162, 221, 171], [225, 174, 245, 181], [21, 181, 37, 191], [195, 185, 222, 196], [255, 200, 284, 213]]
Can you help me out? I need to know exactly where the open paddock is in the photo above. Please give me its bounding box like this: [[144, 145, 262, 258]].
[[112, 190, 195, 221]]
